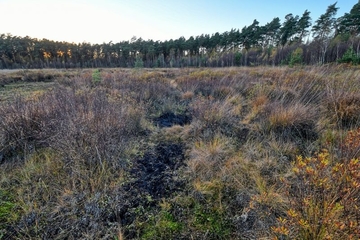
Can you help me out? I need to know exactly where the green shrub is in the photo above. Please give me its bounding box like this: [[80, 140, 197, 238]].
[[135, 56, 144, 68], [338, 48, 359, 65], [234, 52, 242, 66], [92, 69, 102, 85], [289, 48, 303, 67]]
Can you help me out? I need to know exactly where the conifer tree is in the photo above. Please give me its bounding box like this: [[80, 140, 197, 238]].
[[312, 2, 339, 63]]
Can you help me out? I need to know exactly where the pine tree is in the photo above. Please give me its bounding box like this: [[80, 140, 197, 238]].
[[340, 1, 360, 36], [296, 10, 312, 43], [280, 14, 299, 46], [312, 2, 339, 64]]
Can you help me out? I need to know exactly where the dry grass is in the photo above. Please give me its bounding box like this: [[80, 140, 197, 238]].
[[188, 135, 235, 181], [0, 66, 360, 239]]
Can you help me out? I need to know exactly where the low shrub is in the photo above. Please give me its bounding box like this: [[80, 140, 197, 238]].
[[289, 47, 303, 67], [91, 69, 102, 86], [338, 47, 360, 65], [340, 127, 360, 160], [272, 150, 360, 239], [1, 67, 360, 239]]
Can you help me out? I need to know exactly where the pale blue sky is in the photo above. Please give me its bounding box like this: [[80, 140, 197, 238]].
[[0, 0, 356, 43]]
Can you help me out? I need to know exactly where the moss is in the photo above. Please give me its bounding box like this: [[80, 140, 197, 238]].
[[192, 203, 231, 239], [0, 190, 18, 234], [141, 211, 183, 240]]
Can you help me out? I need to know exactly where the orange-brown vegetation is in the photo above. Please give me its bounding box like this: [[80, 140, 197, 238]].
[[0, 66, 359, 239]]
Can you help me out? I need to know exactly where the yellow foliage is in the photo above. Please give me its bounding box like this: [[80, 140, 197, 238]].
[[272, 148, 360, 239]]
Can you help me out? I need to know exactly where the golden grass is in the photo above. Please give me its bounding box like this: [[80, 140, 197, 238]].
[[188, 135, 234, 181], [268, 103, 310, 128], [0, 66, 360, 239]]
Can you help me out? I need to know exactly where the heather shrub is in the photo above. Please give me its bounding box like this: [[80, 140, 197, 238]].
[[0, 86, 147, 165], [51, 88, 147, 169], [0, 70, 64, 85], [0, 93, 63, 160], [1, 67, 360, 239]]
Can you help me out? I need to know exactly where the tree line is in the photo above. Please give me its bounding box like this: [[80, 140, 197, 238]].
[[1, 1, 360, 69]]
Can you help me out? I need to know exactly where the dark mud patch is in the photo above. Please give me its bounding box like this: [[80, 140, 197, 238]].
[[231, 126, 250, 144], [116, 142, 187, 237], [131, 142, 186, 199], [154, 111, 192, 128], [273, 122, 318, 141]]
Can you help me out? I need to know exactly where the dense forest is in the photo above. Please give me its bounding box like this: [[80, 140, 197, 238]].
[[1, 1, 360, 69]]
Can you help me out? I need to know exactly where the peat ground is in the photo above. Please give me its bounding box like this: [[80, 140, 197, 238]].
[[0, 66, 360, 239]]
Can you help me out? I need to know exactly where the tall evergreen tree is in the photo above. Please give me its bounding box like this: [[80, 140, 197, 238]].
[[339, 1, 360, 36], [280, 14, 299, 46], [312, 3, 338, 40], [312, 2, 339, 63], [263, 17, 281, 47], [240, 19, 261, 50], [295, 10, 312, 43]]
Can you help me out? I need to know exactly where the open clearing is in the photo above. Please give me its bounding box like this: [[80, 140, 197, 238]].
[[0, 66, 359, 239]]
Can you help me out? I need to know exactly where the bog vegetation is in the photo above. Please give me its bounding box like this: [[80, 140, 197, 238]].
[[1, 2, 360, 239], [0, 65, 359, 239]]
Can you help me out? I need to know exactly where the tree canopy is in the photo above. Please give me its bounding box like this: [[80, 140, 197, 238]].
[[1, 2, 359, 69]]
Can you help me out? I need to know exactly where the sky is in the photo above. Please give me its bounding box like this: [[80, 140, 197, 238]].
[[0, 0, 356, 44]]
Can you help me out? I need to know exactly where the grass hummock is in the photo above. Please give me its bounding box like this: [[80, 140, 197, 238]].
[[0, 66, 359, 239]]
